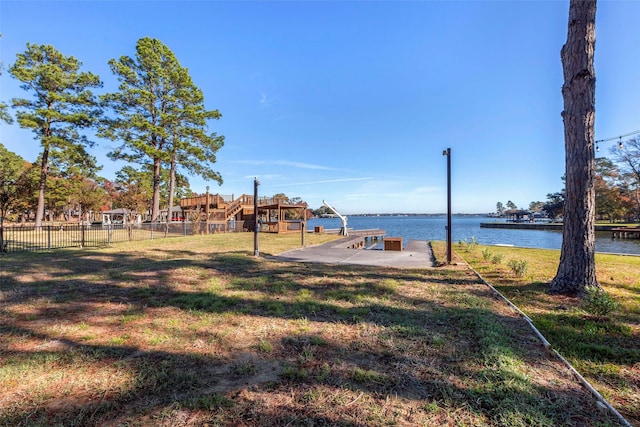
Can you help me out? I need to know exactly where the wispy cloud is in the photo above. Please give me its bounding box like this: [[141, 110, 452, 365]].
[[278, 177, 372, 187], [259, 91, 270, 106], [259, 90, 281, 109], [232, 159, 339, 171], [274, 160, 335, 170], [271, 115, 288, 123], [243, 174, 282, 180], [342, 182, 443, 201]]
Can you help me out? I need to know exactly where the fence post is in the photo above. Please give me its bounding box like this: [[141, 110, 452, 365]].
[[183, 220, 187, 236], [0, 226, 4, 252], [108, 224, 112, 245], [81, 224, 85, 248], [47, 225, 51, 250]]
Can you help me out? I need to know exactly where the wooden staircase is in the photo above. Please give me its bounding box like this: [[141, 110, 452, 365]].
[[224, 194, 254, 221], [225, 198, 244, 221]]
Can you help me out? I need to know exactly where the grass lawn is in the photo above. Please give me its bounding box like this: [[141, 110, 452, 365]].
[[450, 241, 639, 426], [0, 233, 628, 426]]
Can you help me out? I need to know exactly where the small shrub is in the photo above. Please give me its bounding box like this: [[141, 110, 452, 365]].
[[482, 248, 492, 261], [491, 253, 504, 264], [581, 286, 620, 317], [458, 236, 478, 253], [507, 259, 529, 278], [467, 236, 478, 252]]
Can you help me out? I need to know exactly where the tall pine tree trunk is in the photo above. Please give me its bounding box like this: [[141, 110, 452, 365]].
[[168, 151, 176, 223], [550, 0, 599, 295], [152, 157, 161, 223], [35, 148, 49, 228]]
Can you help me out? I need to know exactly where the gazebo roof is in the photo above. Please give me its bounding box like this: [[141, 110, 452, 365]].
[[503, 209, 531, 216]]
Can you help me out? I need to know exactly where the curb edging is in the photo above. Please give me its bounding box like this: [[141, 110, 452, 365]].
[[466, 263, 633, 427]]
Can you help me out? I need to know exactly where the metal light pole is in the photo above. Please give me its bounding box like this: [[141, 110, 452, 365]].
[[253, 178, 260, 257], [205, 186, 210, 235], [443, 148, 452, 264]]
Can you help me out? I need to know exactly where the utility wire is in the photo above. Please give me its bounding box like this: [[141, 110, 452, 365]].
[[595, 129, 640, 143]]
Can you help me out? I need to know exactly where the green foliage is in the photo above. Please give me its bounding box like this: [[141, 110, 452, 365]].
[[315, 363, 331, 382], [311, 205, 333, 216], [491, 253, 504, 264], [507, 259, 529, 278], [232, 360, 257, 377], [9, 43, 102, 226], [0, 103, 11, 124], [457, 236, 478, 253], [0, 144, 32, 224], [482, 248, 493, 261], [100, 37, 224, 221], [1, 36, 14, 124], [543, 191, 565, 220], [113, 166, 154, 212], [351, 368, 388, 384], [581, 286, 620, 317], [182, 393, 234, 410], [257, 339, 273, 353], [281, 365, 308, 381]]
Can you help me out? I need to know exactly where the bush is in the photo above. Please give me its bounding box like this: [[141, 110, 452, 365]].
[[507, 259, 529, 278], [581, 286, 620, 317], [491, 253, 504, 264], [482, 248, 492, 261], [458, 236, 478, 253]]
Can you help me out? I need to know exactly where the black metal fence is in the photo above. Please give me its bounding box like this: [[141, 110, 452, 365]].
[[0, 221, 237, 253]]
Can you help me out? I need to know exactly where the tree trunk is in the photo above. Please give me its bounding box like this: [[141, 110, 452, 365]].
[[550, 0, 599, 295], [151, 157, 161, 223], [35, 148, 49, 228], [168, 152, 176, 223]]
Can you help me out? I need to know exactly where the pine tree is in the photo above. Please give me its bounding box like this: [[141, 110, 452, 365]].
[[9, 43, 102, 227], [100, 37, 223, 223], [550, 0, 599, 294], [166, 66, 224, 218], [0, 35, 13, 125]]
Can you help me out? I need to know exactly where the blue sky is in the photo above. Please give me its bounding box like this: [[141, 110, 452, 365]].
[[1, 1, 639, 214]]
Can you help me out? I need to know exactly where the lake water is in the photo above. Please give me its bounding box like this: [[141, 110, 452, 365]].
[[307, 215, 640, 255]]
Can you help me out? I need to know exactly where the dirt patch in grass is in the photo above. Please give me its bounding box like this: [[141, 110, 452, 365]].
[[0, 234, 626, 426]]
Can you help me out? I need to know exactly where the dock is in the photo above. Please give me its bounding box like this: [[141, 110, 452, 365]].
[[334, 229, 386, 249], [276, 229, 433, 268], [480, 222, 563, 231], [611, 227, 640, 239], [481, 222, 640, 237]]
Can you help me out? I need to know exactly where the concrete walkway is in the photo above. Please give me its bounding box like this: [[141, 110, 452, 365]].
[[272, 237, 434, 268]]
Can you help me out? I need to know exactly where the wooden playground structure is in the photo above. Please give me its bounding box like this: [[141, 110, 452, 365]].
[[179, 193, 308, 234]]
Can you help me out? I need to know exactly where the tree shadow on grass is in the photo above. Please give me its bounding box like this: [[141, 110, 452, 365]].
[[0, 248, 631, 426], [0, 304, 623, 426]]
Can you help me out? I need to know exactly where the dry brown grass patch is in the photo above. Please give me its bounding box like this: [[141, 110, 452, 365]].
[[0, 234, 627, 426]]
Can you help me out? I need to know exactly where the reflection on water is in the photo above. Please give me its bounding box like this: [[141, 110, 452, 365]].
[[308, 215, 640, 255]]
